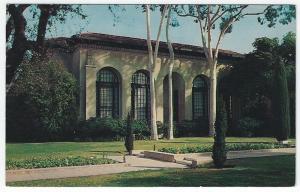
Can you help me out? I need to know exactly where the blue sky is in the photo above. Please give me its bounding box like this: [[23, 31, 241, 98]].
[[44, 5, 295, 54]]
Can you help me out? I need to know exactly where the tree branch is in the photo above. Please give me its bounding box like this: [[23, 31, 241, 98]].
[[240, 5, 272, 17], [153, 5, 169, 70], [145, 4, 154, 70]]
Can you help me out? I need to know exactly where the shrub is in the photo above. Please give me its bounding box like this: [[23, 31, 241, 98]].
[[132, 120, 150, 139], [175, 120, 208, 137], [158, 143, 291, 154], [76, 117, 150, 141], [6, 156, 116, 170], [212, 96, 227, 168], [238, 117, 262, 137], [76, 117, 125, 139], [7, 58, 78, 142], [273, 57, 291, 141], [157, 121, 175, 138], [125, 112, 134, 155]]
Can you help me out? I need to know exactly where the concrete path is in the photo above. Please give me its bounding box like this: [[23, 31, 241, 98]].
[[175, 148, 296, 164], [6, 148, 295, 183], [6, 155, 187, 182]]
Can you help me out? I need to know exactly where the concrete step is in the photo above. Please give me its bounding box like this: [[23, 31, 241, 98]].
[[174, 159, 192, 166], [137, 154, 145, 158]]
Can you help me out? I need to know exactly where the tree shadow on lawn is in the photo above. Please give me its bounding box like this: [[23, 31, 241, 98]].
[[157, 141, 275, 144], [102, 156, 295, 187]]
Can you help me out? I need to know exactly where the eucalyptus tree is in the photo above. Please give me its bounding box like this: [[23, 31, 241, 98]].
[[165, 6, 175, 139], [145, 4, 169, 140], [173, 5, 295, 136]]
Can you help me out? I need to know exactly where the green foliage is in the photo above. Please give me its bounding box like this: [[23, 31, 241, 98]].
[[131, 120, 150, 139], [175, 120, 208, 137], [224, 32, 295, 137], [273, 58, 290, 141], [159, 142, 291, 154], [77, 117, 126, 139], [6, 156, 116, 170], [7, 58, 78, 141], [258, 5, 295, 27], [238, 117, 262, 137], [212, 96, 227, 168], [77, 117, 150, 141], [125, 112, 134, 154]]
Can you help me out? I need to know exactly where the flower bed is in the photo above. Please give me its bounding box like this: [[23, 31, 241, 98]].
[[158, 143, 292, 154], [6, 156, 117, 170]]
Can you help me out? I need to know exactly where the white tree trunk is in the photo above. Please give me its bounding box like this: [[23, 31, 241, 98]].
[[166, 7, 174, 139], [150, 73, 158, 140], [168, 67, 174, 139], [208, 62, 217, 136]]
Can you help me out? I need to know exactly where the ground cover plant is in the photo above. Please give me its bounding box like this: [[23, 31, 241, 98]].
[[6, 156, 116, 170], [159, 142, 293, 154], [7, 155, 295, 187]]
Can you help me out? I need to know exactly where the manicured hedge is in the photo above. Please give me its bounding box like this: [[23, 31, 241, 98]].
[[6, 156, 116, 170], [158, 143, 292, 154]]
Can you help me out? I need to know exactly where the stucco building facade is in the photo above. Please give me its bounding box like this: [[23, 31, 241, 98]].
[[48, 33, 243, 134]]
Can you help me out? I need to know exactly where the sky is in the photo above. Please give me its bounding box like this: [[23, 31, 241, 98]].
[[33, 5, 296, 54]]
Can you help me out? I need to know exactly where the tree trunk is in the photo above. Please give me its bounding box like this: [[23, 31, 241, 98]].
[[166, 7, 174, 139], [168, 68, 174, 139], [209, 62, 217, 136], [150, 73, 158, 140], [35, 5, 52, 56], [6, 5, 28, 91], [145, 5, 158, 140]]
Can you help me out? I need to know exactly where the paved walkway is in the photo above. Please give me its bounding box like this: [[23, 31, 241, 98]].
[[6, 148, 295, 183], [6, 155, 187, 182], [175, 148, 296, 164]]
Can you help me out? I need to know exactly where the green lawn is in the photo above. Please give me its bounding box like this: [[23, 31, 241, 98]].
[[8, 155, 295, 187], [7, 137, 292, 161]]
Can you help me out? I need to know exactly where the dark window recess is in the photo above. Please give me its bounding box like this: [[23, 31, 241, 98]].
[[131, 71, 150, 122], [192, 76, 208, 120], [173, 90, 179, 122], [96, 68, 119, 118]]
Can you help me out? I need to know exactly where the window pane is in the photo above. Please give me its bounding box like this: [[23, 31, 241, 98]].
[[192, 76, 207, 120], [131, 71, 150, 121], [97, 68, 119, 118]]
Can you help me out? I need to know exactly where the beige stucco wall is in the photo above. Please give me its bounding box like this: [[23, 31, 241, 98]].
[[79, 47, 214, 122]]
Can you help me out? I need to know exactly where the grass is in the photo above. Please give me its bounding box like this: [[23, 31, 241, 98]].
[[7, 137, 295, 161], [7, 155, 295, 187]]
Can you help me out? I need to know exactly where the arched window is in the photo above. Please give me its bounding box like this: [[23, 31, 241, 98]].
[[96, 68, 120, 118], [131, 70, 150, 121], [192, 75, 208, 120]]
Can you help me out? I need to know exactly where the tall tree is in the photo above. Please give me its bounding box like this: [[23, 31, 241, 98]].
[[145, 5, 168, 140], [273, 57, 290, 142], [165, 6, 174, 140], [173, 5, 295, 136], [6, 4, 86, 93]]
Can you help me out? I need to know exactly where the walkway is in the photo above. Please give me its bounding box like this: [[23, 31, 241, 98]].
[[6, 148, 295, 183], [6, 155, 187, 182]]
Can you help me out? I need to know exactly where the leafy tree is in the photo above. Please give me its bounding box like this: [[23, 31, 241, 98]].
[[212, 95, 228, 168], [6, 4, 86, 92], [7, 57, 78, 141], [273, 57, 290, 141], [224, 32, 295, 137], [172, 5, 295, 136]]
